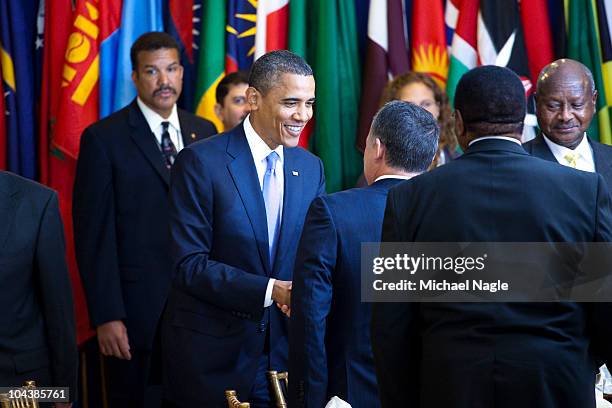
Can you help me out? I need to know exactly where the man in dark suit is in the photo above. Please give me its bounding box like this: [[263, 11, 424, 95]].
[[72, 32, 216, 407], [371, 66, 612, 408], [288, 101, 439, 408], [524, 59, 612, 189], [162, 50, 325, 407], [0, 171, 77, 407]]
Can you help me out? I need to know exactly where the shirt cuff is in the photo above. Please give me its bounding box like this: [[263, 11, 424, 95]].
[[264, 278, 276, 307]]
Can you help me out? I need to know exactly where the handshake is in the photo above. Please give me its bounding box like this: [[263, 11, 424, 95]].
[[272, 279, 292, 317]]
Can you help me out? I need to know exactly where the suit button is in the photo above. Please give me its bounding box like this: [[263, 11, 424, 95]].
[[257, 323, 266, 333]]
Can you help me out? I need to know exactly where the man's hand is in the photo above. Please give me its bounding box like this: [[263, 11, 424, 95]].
[[272, 280, 291, 306], [97, 320, 131, 360]]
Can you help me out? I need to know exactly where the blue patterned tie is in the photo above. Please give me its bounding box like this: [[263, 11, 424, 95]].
[[263, 151, 281, 264], [161, 121, 177, 168]]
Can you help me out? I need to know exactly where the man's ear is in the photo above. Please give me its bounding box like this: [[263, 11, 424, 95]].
[[374, 137, 385, 161], [454, 110, 470, 151], [131, 70, 138, 85], [214, 103, 223, 122], [245, 87, 259, 111]]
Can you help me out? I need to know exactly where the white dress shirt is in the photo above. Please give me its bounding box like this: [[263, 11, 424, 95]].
[[468, 136, 522, 146], [137, 98, 184, 153], [243, 115, 284, 307], [542, 133, 595, 173]]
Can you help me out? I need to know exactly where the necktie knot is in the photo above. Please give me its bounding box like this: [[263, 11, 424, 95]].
[[161, 121, 169, 132], [564, 152, 578, 168], [266, 151, 279, 174]]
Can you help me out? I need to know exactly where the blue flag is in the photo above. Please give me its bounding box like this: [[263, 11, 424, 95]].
[[0, 0, 39, 179], [101, 0, 164, 117], [226, 0, 256, 72]]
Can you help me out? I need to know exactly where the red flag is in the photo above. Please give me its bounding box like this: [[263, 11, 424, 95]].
[[356, 0, 409, 152], [255, 0, 289, 58], [520, 0, 555, 83], [411, 0, 449, 88], [49, 0, 122, 345]]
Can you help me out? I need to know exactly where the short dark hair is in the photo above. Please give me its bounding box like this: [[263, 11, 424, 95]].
[[370, 101, 439, 172], [248, 50, 313, 95], [130, 32, 179, 71], [455, 65, 526, 136], [216, 71, 249, 104]]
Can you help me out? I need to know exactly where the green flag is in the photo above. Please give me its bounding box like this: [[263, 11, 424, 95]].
[[309, 0, 362, 192], [195, 0, 226, 132], [568, 0, 611, 144], [288, 0, 306, 58]]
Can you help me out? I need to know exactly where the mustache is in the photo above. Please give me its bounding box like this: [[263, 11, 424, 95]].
[[153, 86, 176, 96]]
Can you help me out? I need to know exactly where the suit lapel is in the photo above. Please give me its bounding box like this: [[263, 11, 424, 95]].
[[531, 134, 558, 163], [127, 100, 170, 186], [226, 128, 271, 273], [272, 149, 303, 275], [590, 140, 612, 182], [178, 110, 200, 147], [0, 174, 20, 250]]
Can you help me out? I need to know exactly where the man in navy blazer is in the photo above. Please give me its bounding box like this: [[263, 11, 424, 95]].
[[0, 172, 77, 407], [73, 32, 216, 407], [523, 59, 612, 190], [372, 66, 612, 408], [162, 50, 325, 407], [288, 101, 439, 408]]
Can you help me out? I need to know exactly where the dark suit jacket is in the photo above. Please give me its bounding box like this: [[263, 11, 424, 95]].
[[73, 100, 216, 351], [289, 178, 402, 408], [523, 133, 612, 192], [0, 172, 77, 395], [162, 124, 325, 407], [372, 139, 612, 408]]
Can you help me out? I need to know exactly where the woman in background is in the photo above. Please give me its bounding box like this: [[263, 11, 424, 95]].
[[380, 71, 460, 168]]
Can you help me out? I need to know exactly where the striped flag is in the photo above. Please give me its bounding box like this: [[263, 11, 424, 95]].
[[568, 0, 611, 144], [520, 0, 555, 84], [446, 0, 479, 105], [412, 0, 449, 88], [195, 0, 225, 132], [356, 0, 410, 151], [254, 0, 288, 59]]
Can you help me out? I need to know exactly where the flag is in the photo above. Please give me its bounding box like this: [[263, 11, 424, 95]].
[[310, 0, 362, 192], [195, 0, 225, 131], [103, 0, 163, 117], [254, 0, 288, 59], [596, 0, 612, 145], [568, 0, 611, 144], [520, 0, 555, 84], [0, 0, 39, 179], [50, 0, 122, 345], [165, 0, 201, 111], [225, 0, 256, 73], [412, 0, 449, 88], [446, 0, 479, 106], [356, 0, 410, 151], [0, 57, 5, 170], [445, 0, 460, 51]]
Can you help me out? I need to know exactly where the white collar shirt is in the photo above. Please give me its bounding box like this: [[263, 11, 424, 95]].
[[137, 97, 184, 152], [542, 133, 595, 173]]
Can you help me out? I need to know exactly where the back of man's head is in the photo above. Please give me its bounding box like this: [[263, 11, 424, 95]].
[[371, 101, 439, 173], [248, 50, 313, 95], [455, 65, 526, 138], [130, 32, 179, 71], [216, 71, 249, 105]]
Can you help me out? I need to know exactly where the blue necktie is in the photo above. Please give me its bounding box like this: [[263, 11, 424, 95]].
[[263, 151, 281, 264], [161, 121, 177, 168]]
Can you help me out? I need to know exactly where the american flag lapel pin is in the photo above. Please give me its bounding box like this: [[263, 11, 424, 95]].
[[292, 170, 299, 176]]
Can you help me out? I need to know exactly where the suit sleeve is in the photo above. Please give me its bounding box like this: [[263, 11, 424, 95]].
[[36, 192, 78, 398], [588, 174, 612, 366], [371, 189, 420, 408], [73, 127, 126, 327], [289, 196, 336, 408], [316, 156, 326, 196], [169, 147, 269, 317]]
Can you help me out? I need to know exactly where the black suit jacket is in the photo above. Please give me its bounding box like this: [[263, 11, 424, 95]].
[[73, 100, 216, 350], [524, 133, 612, 192], [0, 171, 77, 395], [372, 139, 612, 408]]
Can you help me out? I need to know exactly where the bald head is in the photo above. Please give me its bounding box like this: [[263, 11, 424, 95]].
[[535, 59, 597, 149]]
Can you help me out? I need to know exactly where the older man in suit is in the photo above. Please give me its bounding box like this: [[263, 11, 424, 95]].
[[288, 101, 439, 408], [372, 66, 612, 408], [73, 32, 216, 407], [0, 171, 77, 407], [524, 59, 612, 189], [162, 50, 325, 407]]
